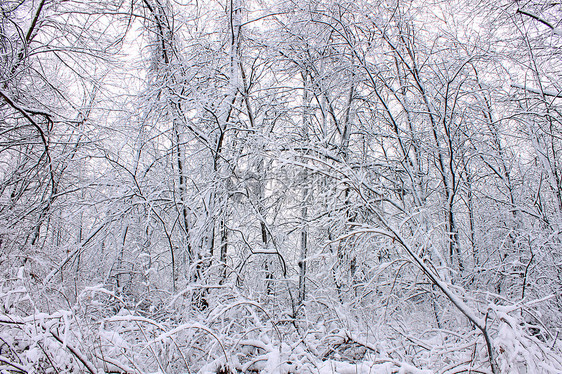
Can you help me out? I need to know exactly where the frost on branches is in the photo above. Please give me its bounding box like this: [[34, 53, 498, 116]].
[[1, 0, 562, 373]]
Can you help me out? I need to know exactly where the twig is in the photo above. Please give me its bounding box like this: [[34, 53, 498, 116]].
[[49, 328, 97, 374], [0, 355, 27, 373]]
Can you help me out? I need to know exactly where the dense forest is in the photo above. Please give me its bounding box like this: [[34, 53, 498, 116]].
[[1, 0, 561, 372]]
